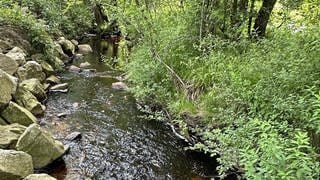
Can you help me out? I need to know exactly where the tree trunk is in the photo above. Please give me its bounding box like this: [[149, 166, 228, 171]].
[[253, 0, 277, 37]]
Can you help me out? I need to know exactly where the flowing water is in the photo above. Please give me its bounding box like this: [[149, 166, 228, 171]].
[[41, 40, 218, 179]]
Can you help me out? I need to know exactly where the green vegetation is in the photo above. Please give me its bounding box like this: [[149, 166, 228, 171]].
[[1, 0, 319, 179]]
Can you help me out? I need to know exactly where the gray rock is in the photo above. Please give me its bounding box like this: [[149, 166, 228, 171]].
[[0, 123, 26, 149], [16, 124, 65, 169], [13, 86, 46, 116], [0, 54, 19, 75], [50, 83, 68, 91], [111, 82, 128, 90], [79, 62, 91, 68], [5, 47, 26, 65], [24, 173, 57, 180], [1, 101, 37, 126], [16, 61, 46, 82], [0, 149, 33, 180], [20, 78, 47, 101], [0, 69, 18, 110], [77, 44, 93, 54]]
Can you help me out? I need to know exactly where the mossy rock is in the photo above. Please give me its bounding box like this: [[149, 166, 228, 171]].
[[0, 149, 33, 180], [13, 86, 45, 116], [0, 123, 26, 149], [16, 124, 65, 169], [1, 101, 37, 126], [0, 69, 17, 110]]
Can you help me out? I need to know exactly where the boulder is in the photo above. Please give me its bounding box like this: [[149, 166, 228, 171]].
[[20, 78, 47, 101], [45, 75, 60, 85], [16, 61, 46, 82], [13, 86, 46, 116], [0, 54, 19, 75], [77, 44, 93, 54], [16, 124, 65, 169], [5, 47, 26, 65], [51, 57, 65, 70], [0, 123, 26, 149], [0, 69, 18, 110], [111, 82, 128, 90], [0, 149, 33, 180], [40, 61, 55, 76], [58, 38, 75, 57], [31, 54, 54, 76], [53, 42, 69, 62], [1, 101, 37, 126], [24, 174, 57, 180]]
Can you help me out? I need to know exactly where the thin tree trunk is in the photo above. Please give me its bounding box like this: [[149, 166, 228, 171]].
[[253, 0, 277, 37], [247, 0, 255, 37]]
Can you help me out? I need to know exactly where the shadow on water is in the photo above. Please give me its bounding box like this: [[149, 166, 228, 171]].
[[41, 38, 222, 179]]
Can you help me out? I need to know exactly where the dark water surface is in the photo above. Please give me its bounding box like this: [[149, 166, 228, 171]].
[[42, 48, 218, 179]]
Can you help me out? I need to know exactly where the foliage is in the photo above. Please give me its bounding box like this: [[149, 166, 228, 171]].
[[1, 0, 319, 178], [0, 3, 60, 68], [121, 0, 320, 178]]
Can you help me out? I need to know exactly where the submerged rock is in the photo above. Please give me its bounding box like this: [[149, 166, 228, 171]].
[[0, 54, 19, 75], [112, 82, 128, 90], [65, 132, 82, 141], [13, 86, 46, 116], [77, 44, 93, 54], [1, 101, 37, 126], [24, 173, 57, 180], [16, 61, 46, 82], [5, 47, 26, 65], [16, 124, 65, 169], [0, 69, 17, 110], [0, 123, 26, 149], [0, 149, 33, 180], [20, 78, 47, 101]]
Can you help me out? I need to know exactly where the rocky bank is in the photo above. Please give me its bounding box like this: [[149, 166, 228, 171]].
[[0, 25, 92, 180]]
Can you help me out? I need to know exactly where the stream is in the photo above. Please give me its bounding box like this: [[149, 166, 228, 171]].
[[40, 39, 218, 179]]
